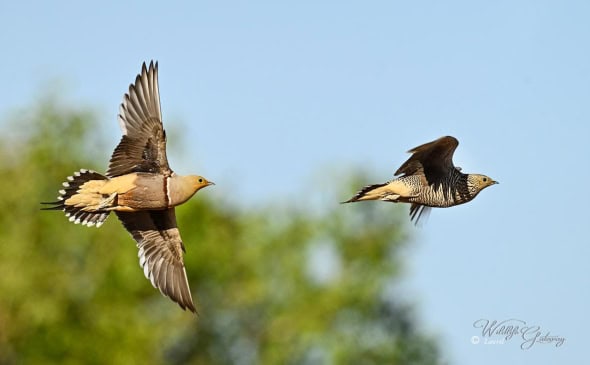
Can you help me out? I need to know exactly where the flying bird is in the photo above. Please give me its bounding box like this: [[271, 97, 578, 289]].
[[42, 61, 213, 312], [343, 136, 498, 224]]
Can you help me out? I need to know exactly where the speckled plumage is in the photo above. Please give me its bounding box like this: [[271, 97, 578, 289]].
[[42, 61, 213, 313], [344, 136, 498, 224]]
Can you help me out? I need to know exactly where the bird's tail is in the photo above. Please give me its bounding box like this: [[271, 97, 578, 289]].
[[342, 182, 391, 203], [41, 169, 112, 227]]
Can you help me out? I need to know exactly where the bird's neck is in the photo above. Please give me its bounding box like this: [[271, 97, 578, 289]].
[[167, 175, 199, 207], [453, 173, 476, 204]]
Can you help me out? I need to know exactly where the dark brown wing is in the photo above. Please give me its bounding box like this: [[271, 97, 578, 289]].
[[116, 209, 196, 313], [107, 61, 172, 177], [394, 136, 459, 186]]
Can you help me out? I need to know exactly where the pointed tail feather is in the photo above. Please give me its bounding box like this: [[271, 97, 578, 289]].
[[41, 169, 111, 227], [342, 182, 389, 203]]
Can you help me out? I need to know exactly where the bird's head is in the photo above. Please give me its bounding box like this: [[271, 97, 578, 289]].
[[467, 174, 499, 192], [168, 175, 215, 207], [189, 175, 215, 192]]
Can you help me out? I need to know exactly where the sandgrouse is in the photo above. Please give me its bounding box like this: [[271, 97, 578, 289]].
[[343, 136, 498, 224], [42, 61, 213, 312]]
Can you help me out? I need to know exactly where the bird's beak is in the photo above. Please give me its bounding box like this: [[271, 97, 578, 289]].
[[207, 181, 216, 186], [493, 180, 499, 185]]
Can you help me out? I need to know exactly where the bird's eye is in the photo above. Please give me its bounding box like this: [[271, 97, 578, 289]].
[[198, 178, 203, 183], [483, 178, 487, 182]]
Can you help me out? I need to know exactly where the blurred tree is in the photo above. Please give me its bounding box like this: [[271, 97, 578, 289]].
[[0, 96, 442, 365]]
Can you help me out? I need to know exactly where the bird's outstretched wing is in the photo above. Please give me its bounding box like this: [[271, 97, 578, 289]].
[[394, 136, 459, 186], [116, 209, 196, 312], [107, 61, 172, 177]]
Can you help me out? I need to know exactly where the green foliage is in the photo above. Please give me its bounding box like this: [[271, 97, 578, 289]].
[[0, 97, 442, 364]]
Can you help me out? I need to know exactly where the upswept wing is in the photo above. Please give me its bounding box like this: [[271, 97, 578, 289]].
[[107, 61, 172, 177], [394, 136, 459, 182], [395, 136, 459, 225]]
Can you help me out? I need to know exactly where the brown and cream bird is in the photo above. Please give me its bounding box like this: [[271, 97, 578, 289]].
[[343, 136, 498, 224], [42, 61, 213, 313]]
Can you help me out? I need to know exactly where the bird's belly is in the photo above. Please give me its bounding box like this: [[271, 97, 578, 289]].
[[409, 189, 458, 208]]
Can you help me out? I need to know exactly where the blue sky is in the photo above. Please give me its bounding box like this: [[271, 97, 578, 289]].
[[2, 1, 589, 363]]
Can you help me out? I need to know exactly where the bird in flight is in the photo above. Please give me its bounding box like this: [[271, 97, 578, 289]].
[[42, 61, 213, 312], [343, 136, 498, 224]]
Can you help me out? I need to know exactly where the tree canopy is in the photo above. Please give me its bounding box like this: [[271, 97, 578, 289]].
[[0, 96, 442, 364]]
